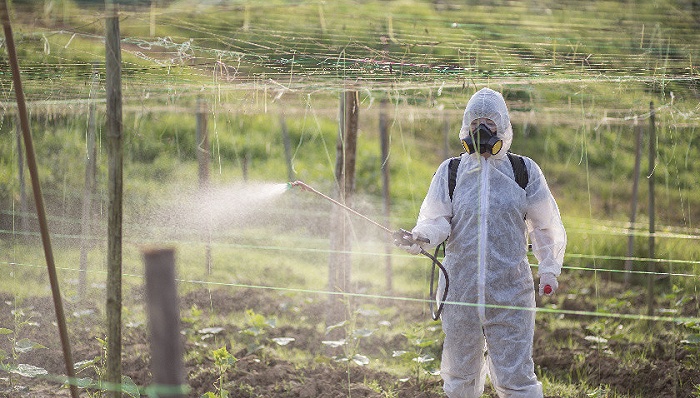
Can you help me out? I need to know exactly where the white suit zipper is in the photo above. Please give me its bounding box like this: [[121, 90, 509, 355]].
[[477, 158, 489, 323]]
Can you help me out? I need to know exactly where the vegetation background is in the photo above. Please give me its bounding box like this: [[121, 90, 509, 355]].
[[0, 0, 699, 397]]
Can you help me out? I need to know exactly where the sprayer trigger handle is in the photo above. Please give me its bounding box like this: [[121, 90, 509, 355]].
[[393, 228, 429, 245]]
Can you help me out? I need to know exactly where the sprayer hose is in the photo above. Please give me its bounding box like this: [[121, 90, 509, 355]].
[[421, 248, 449, 321]]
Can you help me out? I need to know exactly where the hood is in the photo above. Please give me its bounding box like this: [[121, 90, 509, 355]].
[[458, 88, 513, 160]]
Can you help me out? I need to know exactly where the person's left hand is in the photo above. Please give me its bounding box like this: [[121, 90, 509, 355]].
[[394, 230, 427, 255], [538, 273, 558, 296]]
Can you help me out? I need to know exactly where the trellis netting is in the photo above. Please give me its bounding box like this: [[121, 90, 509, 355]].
[[1, 0, 699, 396]]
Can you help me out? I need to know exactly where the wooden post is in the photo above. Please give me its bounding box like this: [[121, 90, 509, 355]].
[[196, 98, 212, 273], [143, 248, 186, 398], [150, 0, 156, 37], [105, 1, 124, 396], [379, 97, 392, 292], [328, 90, 358, 327], [0, 1, 79, 397], [79, 64, 100, 299], [196, 98, 210, 189], [624, 121, 643, 285], [280, 115, 296, 182], [646, 101, 656, 319], [443, 111, 450, 160], [15, 115, 28, 233]]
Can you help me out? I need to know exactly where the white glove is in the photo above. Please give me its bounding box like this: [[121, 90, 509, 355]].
[[538, 272, 558, 296], [395, 230, 428, 255]]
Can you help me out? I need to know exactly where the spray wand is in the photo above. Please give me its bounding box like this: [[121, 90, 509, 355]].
[[288, 180, 449, 320]]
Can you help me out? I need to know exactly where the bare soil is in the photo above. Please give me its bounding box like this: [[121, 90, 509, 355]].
[[0, 287, 698, 398]]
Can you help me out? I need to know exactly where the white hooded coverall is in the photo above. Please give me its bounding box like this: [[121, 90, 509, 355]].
[[411, 88, 566, 398]]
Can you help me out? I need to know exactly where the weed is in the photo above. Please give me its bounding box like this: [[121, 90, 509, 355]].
[[323, 307, 377, 367], [73, 337, 139, 397], [392, 324, 441, 389], [0, 306, 47, 392], [202, 345, 238, 398], [239, 309, 276, 356]]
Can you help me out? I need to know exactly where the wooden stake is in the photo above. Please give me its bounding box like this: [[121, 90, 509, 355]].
[[647, 101, 656, 320], [0, 1, 79, 397], [624, 121, 643, 285], [379, 97, 392, 292], [105, 1, 124, 396], [143, 247, 186, 398]]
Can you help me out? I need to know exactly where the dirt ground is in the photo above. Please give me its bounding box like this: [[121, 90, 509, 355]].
[[0, 287, 698, 398]]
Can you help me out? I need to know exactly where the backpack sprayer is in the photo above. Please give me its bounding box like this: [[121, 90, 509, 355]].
[[287, 180, 449, 320]]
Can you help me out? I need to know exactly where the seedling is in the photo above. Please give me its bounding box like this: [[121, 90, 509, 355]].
[[393, 325, 441, 388], [0, 306, 47, 392], [202, 346, 238, 398]]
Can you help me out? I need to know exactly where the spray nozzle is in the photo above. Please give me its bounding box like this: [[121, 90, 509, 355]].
[[287, 180, 311, 192]]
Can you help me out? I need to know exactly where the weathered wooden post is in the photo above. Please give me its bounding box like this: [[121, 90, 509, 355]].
[[280, 115, 296, 182], [328, 90, 358, 327], [646, 102, 657, 320], [15, 115, 28, 234], [105, 0, 124, 395], [379, 97, 392, 292], [0, 1, 79, 396], [79, 63, 100, 299], [196, 98, 210, 189], [196, 98, 212, 273], [624, 121, 643, 285], [143, 247, 187, 398]]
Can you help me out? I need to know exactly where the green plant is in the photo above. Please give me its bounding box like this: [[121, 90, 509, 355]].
[[0, 306, 48, 392], [73, 337, 139, 397], [239, 309, 277, 355], [392, 324, 441, 389], [202, 345, 238, 398]]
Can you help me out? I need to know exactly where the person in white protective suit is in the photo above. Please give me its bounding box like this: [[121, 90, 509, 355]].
[[396, 87, 566, 398]]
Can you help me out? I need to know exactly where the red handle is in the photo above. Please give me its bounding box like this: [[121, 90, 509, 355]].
[[543, 285, 552, 295]]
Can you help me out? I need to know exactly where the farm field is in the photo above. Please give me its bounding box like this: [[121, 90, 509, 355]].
[[1, 0, 700, 397]]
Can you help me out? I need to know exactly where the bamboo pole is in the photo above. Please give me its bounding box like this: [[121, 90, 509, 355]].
[[105, 1, 124, 396], [0, 2, 79, 397]]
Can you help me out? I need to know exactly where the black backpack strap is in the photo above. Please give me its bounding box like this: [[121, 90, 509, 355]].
[[448, 157, 461, 200], [507, 153, 528, 190]]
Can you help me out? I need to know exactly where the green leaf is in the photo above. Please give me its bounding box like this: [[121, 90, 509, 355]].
[[74, 358, 99, 371], [681, 334, 700, 345], [0, 328, 13, 335], [121, 375, 140, 398], [75, 377, 94, 388], [321, 339, 346, 348], [411, 338, 437, 348], [352, 328, 375, 338], [325, 321, 346, 334], [412, 354, 435, 364], [352, 354, 370, 366], [15, 339, 47, 353], [11, 363, 48, 378], [272, 337, 295, 346]]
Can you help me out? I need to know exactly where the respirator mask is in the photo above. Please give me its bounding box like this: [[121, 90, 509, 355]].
[[462, 123, 503, 156]]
